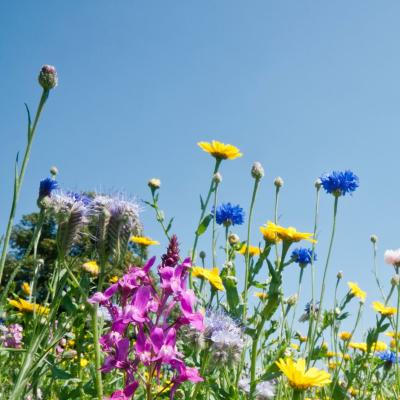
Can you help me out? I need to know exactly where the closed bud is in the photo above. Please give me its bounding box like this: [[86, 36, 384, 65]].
[[370, 234, 378, 244], [50, 166, 59, 177], [274, 176, 284, 188], [148, 178, 161, 190], [228, 233, 240, 245], [286, 293, 298, 306], [314, 178, 322, 190], [199, 251, 206, 260], [337, 270, 343, 280], [213, 172, 222, 184], [251, 162, 264, 180], [38, 65, 58, 90], [391, 274, 400, 286]]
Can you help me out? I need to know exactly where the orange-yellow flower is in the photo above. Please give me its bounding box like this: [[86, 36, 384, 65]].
[[130, 236, 160, 246], [8, 298, 50, 315], [276, 358, 331, 390], [260, 221, 316, 244], [339, 331, 352, 341], [82, 261, 100, 277], [347, 282, 366, 302], [197, 140, 242, 160], [238, 244, 261, 257], [21, 282, 31, 296], [192, 267, 225, 291], [372, 301, 397, 316], [254, 292, 268, 300]]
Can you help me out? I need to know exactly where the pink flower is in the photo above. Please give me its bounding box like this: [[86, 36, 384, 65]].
[[384, 249, 400, 266]]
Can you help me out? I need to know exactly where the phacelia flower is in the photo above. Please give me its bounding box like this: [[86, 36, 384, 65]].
[[255, 381, 276, 400], [347, 282, 367, 302], [0, 323, 23, 348], [8, 298, 50, 315], [276, 358, 331, 390], [319, 170, 359, 196], [384, 249, 400, 267], [130, 236, 159, 246], [212, 203, 245, 226], [204, 309, 245, 364], [38, 65, 58, 90], [38, 177, 59, 198], [198, 140, 242, 160], [260, 221, 316, 244], [82, 261, 100, 276], [192, 267, 224, 291], [291, 248, 317, 267], [239, 244, 261, 257], [372, 301, 397, 316]]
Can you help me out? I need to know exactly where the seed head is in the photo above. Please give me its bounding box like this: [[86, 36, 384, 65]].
[[391, 275, 400, 287]]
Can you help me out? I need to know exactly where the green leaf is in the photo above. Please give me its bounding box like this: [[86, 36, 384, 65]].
[[24, 103, 32, 140], [52, 366, 73, 380], [195, 214, 213, 236], [166, 217, 174, 233]]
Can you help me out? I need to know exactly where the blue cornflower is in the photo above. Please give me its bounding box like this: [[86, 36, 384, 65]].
[[319, 170, 359, 196], [378, 350, 398, 366], [299, 301, 319, 322], [39, 178, 59, 198], [212, 203, 244, 226], [291, 248, 317, 267]]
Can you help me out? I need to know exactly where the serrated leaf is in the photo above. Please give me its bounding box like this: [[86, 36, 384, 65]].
[[195, 214, 213, 236]]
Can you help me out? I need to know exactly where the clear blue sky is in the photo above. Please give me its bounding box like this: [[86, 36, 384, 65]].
[[1, 1, 400, 339]]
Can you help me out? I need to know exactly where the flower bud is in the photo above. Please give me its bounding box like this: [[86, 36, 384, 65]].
[[284, 348, 292, 357], [335, 307, 341, 316], [314, 178, 322, 190], [286, 293, 298, 306], [225, 261, 233, 269], [148, 178, 161, 190], [391, 274, 400, 286], [50, 166, 59, 177], [337, 270, 343, 280], [38, 65, 58, 90], [370, 234, 378, 244], [228, 233, 240, 245], [274, 176, 284, 188], [213, 172, 222, 184], [251, 162, 264, 180], [199, 251, 206, 260]]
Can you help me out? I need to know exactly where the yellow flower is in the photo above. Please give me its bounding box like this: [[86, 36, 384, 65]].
[[80, 358, 88, 368], [299, 336, 307, 343], [130, 236, 160, 246], [347, 282, 366, 302], [349, 341, 387, 353], [109, 275, 119, 284], [326, 351, 336, 358], [276, 358, 331, 390], [260, 221, 316, 244], [291, 343, 300, 351], [372, 301, 397, 316], [339, 331, 352, 341], [21, 282, 31, 296], [192, 267, 225, 291], [8, 298, 50, 315], [328, 362, 337, 370], [343, 353, 351, 361], [349, 342, 367, 352], [82, 261, 100, 277], [67, 339, 75, 347], [385, 331, 400, 338], [238, 244, 261, 257], [254, 292, 268, 300], [197, 140, 242, 160]]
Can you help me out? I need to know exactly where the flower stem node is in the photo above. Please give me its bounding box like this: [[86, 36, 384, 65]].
[[38, 65, 58, 90], [251, 162, 264, 180]]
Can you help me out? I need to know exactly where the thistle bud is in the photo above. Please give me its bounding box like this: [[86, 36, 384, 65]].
[[50, 166, 59, 177], [148, 178, 161, 190], [228, 233, 240, 245], [314, 178, 322, 190], [370, 234, 378, 244], [391, 274, 400, 287], [199, 251, 206, 260], [251, 162, 264, 180], [38, 65, 58, 90], [337, 271, 343, 280], [213, 172, 222, 184], [274, 176, 284, 188]]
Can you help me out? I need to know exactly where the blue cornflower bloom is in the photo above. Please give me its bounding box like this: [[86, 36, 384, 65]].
[[299, 301, 319, 322], [39, 178, 59, 198], [212, 203, 244, 226], [291, 248, 317, 267], [319, 170, 359, 196], [378, 350, 398, 366]]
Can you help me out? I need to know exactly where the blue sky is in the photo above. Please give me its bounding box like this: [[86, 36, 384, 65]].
[[1, 1, 400, 338]]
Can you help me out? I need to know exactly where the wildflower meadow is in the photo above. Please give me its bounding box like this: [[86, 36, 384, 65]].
[[1, 66, 400, 400]]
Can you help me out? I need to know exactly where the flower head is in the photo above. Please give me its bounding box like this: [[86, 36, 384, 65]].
[[291, 248, 316, 267], [276, 358, 331, 390], [21, 282, 31, 296], [130, 236, 159, 246], [255, 381, 275, 400], [8, 298, 50, 315], [82, 261, 100, 277], [260, 221, 316, 244], [239, 244, 261, 257], [38, 65, 58, 90], [377, 350, 398, 366], [39, 178, 59, 198], [212, 203, 244, 226], [384, 249, 400, 267], [251, 162, 264, 180], [319, 170, 359, 196], [347, 282, 366, 302], [299, 301, 319, 322], [192, 267, 224, 291], [339, 331, 352, 341], [198, 140, 242, 160], [0, 323, 23, 349], [372, 301, 397, 316]]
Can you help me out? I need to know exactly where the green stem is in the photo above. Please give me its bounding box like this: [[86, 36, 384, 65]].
[[395, 266, 400, 387], [0, 89, 49, 286], [212, 181, 220, 268], [292, 390, 304, 400]]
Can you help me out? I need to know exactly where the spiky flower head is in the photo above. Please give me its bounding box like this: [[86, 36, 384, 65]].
[[384, 249, 400, 267], [212, 203, 245, 227], [204, 309, 245, 365], [38, 65, 58, 90], [337, 270, 343, 280], [255, 381, 276, 400], [314, 178, 322, 190], [319, 170, 359, 196], [228, 233, 240, 245], [161, 235, 180, 268], [377, 350, 398, 368], [291, 248, 316, 268], [391, 274, 400, 287], [299, 301, 319, 322], [251, 161, 264, 180]]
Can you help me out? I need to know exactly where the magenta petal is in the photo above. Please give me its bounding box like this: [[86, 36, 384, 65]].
[[143, 256, 156, 273], [116, 338, 130, 361], [150, 327, 164, 352], [88, 292, 107, 304], [133, 286, 151, 312], [123, 381, 139, 397], [104, 283, 119, 298], [165, 328, 176, 346]]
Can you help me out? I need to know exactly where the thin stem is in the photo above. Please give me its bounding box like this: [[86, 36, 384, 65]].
[[212, 181, 220, 268], [0, 89, 49, 286], [395, 266, 400, 386]]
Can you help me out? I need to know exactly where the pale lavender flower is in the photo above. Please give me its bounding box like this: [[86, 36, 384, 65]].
[[0, 323, 23, 348], [256, 380, 275, 399]]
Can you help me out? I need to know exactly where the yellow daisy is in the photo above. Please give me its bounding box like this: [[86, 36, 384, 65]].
[[82, 261, 100, 277], [347, 282, 366, 302], [8, 298, 50, 315], [130, 236, 160, 246], [276, 358, 331, 390], [197, 140, 242, 160], [254, 292, 268, 300], [372, 301, 397, 316], [191, 266, 225, 291], [238, 244, 261, 257], [109, 275, 119, 284], [339, 331, 352, 341], [260, 221, 316, 244], [21, 282, 31, 296]]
